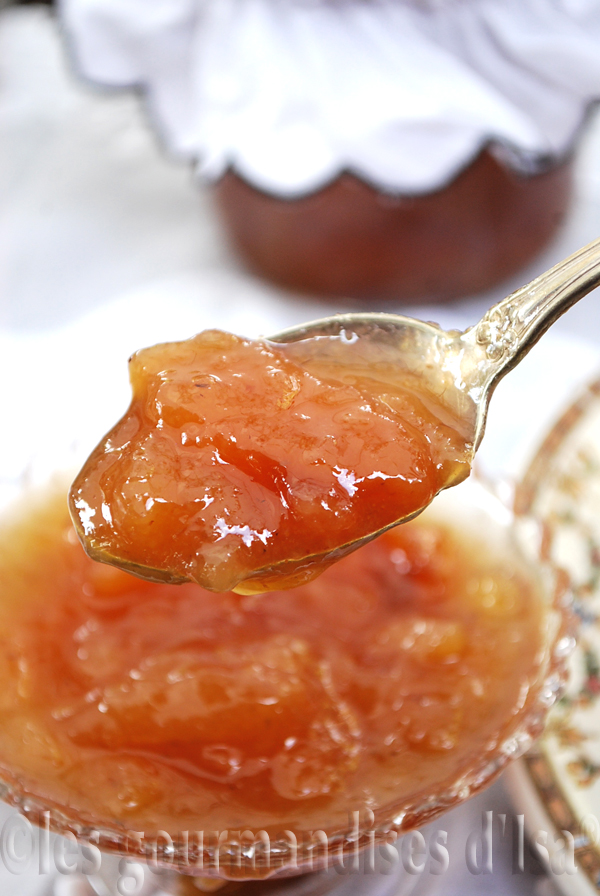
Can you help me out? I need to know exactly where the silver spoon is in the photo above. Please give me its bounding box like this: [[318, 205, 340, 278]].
[[70, 237, 600, 593]]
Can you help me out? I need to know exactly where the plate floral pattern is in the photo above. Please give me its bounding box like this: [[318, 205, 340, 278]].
[[516, 378, 600, 890]]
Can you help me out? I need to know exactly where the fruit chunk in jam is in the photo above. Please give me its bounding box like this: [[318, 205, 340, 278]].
[[69, 329, 474, 593], [65, 635, 360, 800], [0, 488, 546, 841]]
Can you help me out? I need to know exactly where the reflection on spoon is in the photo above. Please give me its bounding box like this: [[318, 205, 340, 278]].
[[69, 237, 600, 594]]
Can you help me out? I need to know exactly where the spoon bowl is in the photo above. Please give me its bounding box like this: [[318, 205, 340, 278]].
[[271, 235, 600, 462]]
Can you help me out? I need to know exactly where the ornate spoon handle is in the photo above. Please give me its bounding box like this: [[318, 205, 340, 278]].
[[464, 237, 600, 375], [459, 237, 600, 447]]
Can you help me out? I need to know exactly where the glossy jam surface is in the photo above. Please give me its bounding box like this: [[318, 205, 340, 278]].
[[69, 329, 474, 592], [0, 488, 545, 841]]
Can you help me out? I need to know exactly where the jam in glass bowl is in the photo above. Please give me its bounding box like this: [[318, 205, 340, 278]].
[[0, 450, 573, 896]]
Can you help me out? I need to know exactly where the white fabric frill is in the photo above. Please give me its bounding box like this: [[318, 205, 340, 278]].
[[59, 0, 600, 197]]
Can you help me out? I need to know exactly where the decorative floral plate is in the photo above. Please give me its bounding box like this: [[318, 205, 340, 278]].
[[507, 377, 600, 896]]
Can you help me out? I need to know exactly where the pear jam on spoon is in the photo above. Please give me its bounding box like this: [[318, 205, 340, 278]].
[[70, 237, 600, 593], [69, 327, 474, 594]]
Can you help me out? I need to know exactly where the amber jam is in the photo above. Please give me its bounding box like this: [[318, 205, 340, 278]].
[[0, 487, 545, 849], [69, 329, 474, 593]]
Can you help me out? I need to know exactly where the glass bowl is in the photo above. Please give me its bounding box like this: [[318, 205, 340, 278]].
[[0, 446, 574, 895]]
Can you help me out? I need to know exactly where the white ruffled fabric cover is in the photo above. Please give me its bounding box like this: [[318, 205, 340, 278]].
[[59, 0, 600, 196]]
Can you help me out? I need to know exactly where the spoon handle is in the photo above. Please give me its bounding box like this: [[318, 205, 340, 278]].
[[462, 236, 600, 389]]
